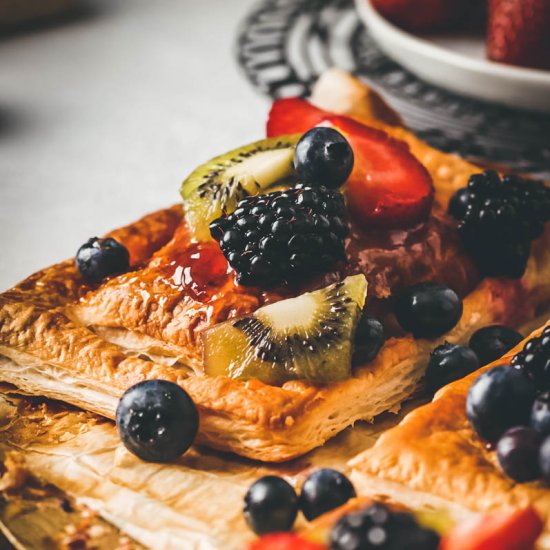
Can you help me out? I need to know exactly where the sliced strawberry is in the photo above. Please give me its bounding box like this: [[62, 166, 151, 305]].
[[487, 0, 550, 70], [440, 507, 543, 550], [248, 533, 327, 550], [267, 98, 434, 228], [371, 0, 468, 32]]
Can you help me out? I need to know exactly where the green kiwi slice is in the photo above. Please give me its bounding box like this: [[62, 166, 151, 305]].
[[201, 274, 368, 384], [180, 135, 300, 241]]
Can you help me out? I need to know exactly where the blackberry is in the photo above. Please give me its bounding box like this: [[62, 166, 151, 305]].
[[449, 170, 550, 278], [210, 185, 349, 286], [512, 325, 550, 391], [329, 503, 439, 550]]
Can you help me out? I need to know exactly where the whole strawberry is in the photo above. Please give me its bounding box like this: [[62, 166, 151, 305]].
[[487, 0, 550, 70], [371, 0, 468, 32]]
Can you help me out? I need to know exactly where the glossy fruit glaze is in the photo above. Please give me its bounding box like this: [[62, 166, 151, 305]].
[[143, 203, 476, 311]]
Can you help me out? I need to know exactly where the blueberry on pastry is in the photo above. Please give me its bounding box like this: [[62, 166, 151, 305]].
[[243, 476, 298, 535], [293, 127, 354, 189], [425, 342, 479, 394], [76, 237, 130, 283], [299, 469, 356, 521], [469, 324, 523, 366], [116, 380, 198, 462], [466, 365, 536, 442], [393, 282, 463, 339], [496, 426, 542, 482]]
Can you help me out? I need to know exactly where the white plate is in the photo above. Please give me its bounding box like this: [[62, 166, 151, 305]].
[[355, 0, 550, 113]]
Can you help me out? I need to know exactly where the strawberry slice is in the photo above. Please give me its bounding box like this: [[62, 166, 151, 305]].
[[267, 98, 434, 228], [440, 507, 543, 550], [487, 0, 550, 70], [248, 533, 327, 550]]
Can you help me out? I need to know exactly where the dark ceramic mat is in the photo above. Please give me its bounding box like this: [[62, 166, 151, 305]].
[[236, 0, 550, 178]]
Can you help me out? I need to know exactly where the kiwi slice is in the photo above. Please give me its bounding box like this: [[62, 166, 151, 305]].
[[180, 135, 300, 241], [201, 274, 368, 384]]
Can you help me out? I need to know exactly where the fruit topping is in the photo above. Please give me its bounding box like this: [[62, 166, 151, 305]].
[[541, 436, 550, 483], [201, 275, 367, 384], [294, 127, 354, 189], [449, 170, 550, 278], [267, 98, 434, 229], [425, 342, 479, 394], [180, 136, 299, 242], [372, 0, 468, 32], [466, 366, 536, 442], [299, 469, 356, 522], [393, 282, 463, 339], [329, 503, 440, 550], [469, 325, 523, 366], [115, 380, 198, 463], [511, 325, 550, 390], [352, 315, 385, 366], [210, 185, 349, 287], [487, 0, 550, 70], [243, 476, 298, 536], [248, 533, 326, 550], [440, 507, 543, 550], [531, 392, 550, 436], [76, 237, 130, 283], [496, 426, 542, 482]]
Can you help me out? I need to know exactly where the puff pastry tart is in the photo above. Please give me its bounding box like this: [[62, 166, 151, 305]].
[[1, 70, 550, 462], [350, 322, 550, 541]]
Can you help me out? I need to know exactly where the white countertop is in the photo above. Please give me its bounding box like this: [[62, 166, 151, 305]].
[[0, 0, 265, 290]]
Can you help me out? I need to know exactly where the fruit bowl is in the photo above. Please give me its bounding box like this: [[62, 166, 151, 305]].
[[355, 0, 550, 113]]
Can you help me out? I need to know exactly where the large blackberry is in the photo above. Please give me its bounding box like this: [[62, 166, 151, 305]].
[[209, 185, 349, 286], [329, 503, 439, 550], [512, 325, 550, 391], [449, 170, 550, 278]]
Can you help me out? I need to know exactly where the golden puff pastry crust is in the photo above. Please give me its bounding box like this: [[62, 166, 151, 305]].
[[350, 323, 550, 540], [1, 73, 550, 462]]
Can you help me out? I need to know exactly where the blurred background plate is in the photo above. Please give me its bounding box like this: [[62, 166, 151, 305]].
[[356, 0, 550, 113], [237, 0, 550, 178]]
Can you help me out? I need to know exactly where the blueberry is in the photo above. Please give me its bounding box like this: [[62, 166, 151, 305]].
[[497, 426, 542, 482], [353, 316, 385, 366], [540, 436, 550, 484], [393, 282, 463, 339], [299, 469, 356, 521], [116, 380, 198, 462], [243, 476, 298, 535], [531, 392, 550, 436], [294, 127, 354, 189], [469, 325, 523, 366], [466, 366, 536, 442], [76, 237, 129, 283], [425, 342, 480, 394]]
